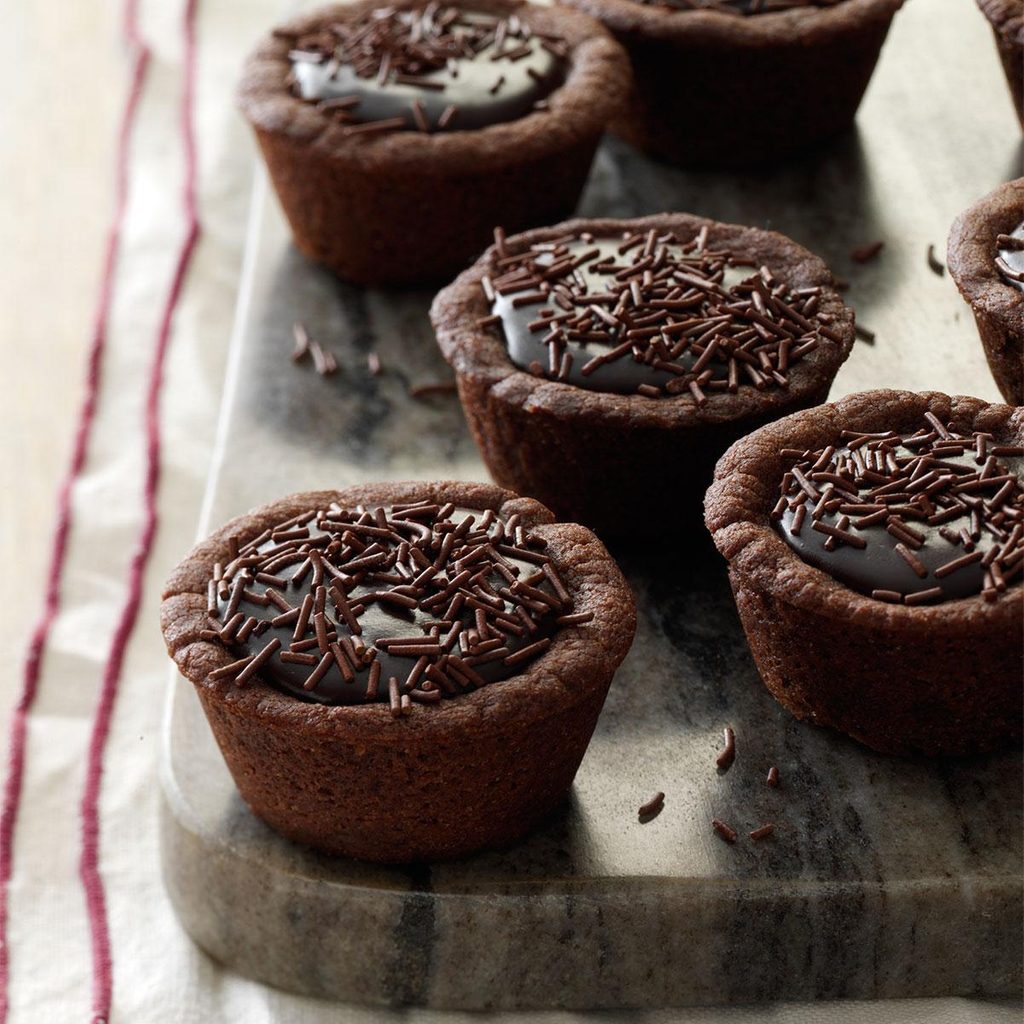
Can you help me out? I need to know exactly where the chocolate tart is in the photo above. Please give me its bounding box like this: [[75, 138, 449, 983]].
[[160, 481, 636, 862], [555, 0, 903, 167], [978, 0, 1023, 128], [948, 179, 1024, 406], [237, 0, 630, 286], [705, 389, 1023, 758], [431, 213, 855, 538]]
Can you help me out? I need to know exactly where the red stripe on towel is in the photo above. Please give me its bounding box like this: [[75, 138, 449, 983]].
[[0, 9, 151, 1022], [78, 0, 200, 1020]]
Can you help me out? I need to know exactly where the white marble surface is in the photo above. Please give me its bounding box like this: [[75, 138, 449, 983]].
[[162, 96, 1022, 1005]]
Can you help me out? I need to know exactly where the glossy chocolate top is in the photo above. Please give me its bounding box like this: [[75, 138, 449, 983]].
[[627, 0, 849, 12], [482, 228, 843, 402], [204, 500, 586, 709], [995, 219, 1024, 292], [774, 414, 1024, 605], [287, 6, 567, 134]]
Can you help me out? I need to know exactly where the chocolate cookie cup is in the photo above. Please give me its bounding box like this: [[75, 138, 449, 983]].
[[431, 213, 855, 538], [160, 481, 636, 862], [948, 179, 1024, 406], [978, 0, 1023, 128], [555, 0, 903, 167], [706, 390, 1023, 758], [237, 0, 630, 286]]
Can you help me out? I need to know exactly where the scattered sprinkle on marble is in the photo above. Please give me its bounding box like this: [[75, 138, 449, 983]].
[[749, 823, 775, 841], [409, 380, 457, 398], [712, 819, 738, 844], [291, 321, 339, 376], [766, 765, 780, 787], [716, 726, 736, 770], [292, 321, 311, 362], [850, 240, 884, 264], [310, 338, 338, 376], [638, 791, 665, 821]]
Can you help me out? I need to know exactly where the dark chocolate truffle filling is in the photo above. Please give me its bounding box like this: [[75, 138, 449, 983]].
[[995, 218, 1024, 293], [287, 6, 567, 133], [773, 415, 1024, 605], [204, 500, 585, 707], [626, 0, 850, 12], [482, 227, 843, 400]]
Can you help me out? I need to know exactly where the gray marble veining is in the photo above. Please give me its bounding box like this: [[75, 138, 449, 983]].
[[162, 518, 1022, 1007], [161, 2, 1022, 1006]]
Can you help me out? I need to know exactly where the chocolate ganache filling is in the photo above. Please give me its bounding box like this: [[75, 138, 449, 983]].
[[995, 219, 1024, 293], [629, 0, 849, 11], [482, 227, 843, 401], [773, 414, 1024, 605], [204, 500, 588, 709], [287, 6, 567, 134]]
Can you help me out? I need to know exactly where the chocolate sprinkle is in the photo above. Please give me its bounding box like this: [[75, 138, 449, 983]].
[[638, 791, 665, 821], [632, 0, 847, 12], [850, 240, 884, 264], [409, 380, 458, 398], [291, 321, 338, 376], [716, 726, 736, 770], [712, 819, 738, 844], [996, 233, 1024, 252], [206, 501, 581, 707], [287, 5, 566, 135], [749, 823, 775, 841], [310, 339, 338, 376], [926, 244, 945, 277], [482, 227, 843, 400], [995, 227, 1024, 288], [292, 321, 311, 362], [776, 416, 1024, 604]]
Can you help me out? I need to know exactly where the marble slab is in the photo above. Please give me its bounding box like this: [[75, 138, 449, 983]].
[[160, 1, 1023, 1009]]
